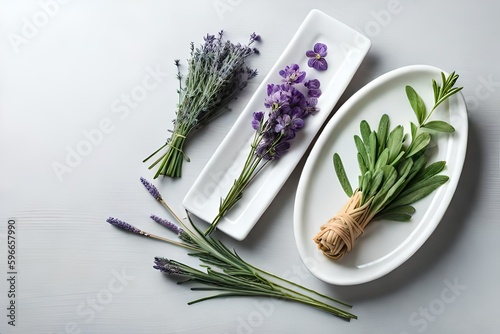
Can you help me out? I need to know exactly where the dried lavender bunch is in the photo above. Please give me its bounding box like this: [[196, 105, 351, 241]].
[[205, 63, 321, 235], [106, 177, 356, 320], [144, 31, 260, 178]]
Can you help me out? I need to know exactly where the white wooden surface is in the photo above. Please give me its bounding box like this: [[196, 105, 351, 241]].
[[0, 1, 498, 333]]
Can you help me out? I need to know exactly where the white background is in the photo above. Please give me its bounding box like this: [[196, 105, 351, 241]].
[[0, 0, 499, 333]]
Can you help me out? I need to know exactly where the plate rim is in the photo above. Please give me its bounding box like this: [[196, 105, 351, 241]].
[[293, 64, 469, 285]]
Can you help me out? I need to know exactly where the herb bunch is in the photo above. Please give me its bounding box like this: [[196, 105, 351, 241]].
[[205, 64, 322, 235], [107, 177, 356, 320], [144, 31, 260, 178], [314, 72, 463, 260]]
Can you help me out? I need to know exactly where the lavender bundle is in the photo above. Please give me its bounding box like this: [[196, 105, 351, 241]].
[[107, 177, 356, 320], [144, 31, 260, 178], [205, 63, 322, 235]]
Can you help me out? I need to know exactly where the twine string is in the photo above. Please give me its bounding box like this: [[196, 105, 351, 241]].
[[168, 132, 190, 162], [313, 191, 374, 261]]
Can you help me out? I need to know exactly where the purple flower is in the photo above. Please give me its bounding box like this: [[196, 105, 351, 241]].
[[279, 64, 306, 84], [150, 214, 184, 235], [252, 64, 323, 161], [251, 111, 264, 130], [275, 114, 304, 134], [250, 32, 261, 43], [153, 257, 185, 275], [140, 177, 162, 201], [306, 43, 328, 71], [107, 217, 142, 234], [264, 84, 290, 110], [264, 141, 291, 160], [304, 79, 322, 99], [305, 97, 319, 115]]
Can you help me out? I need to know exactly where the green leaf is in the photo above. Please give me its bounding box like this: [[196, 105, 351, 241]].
[[366, 169, 384, 199], [381, 158, 413, 208], [375, 148, 389, 170], [360, 170, 372, 194], [357, 153, 368, 175], [416, 161, 446, 182], [333, 153, 353, 197], [360, 120, 371, 144], [368, 131, 377, 170], [354, 135, 368, 170], [387, 175, 449, 209], [377, 114, 389, 153], [386, 125, 404, 163], [375, 205, 416, 221], [410, 122, 418, 140], [431, 72, 463, 112], [389, 150, 405, 167], [406, 85, 427, 125], [422, 120, 455, 133], [371, 165, 398, 212], [406, 132, 431, 158]]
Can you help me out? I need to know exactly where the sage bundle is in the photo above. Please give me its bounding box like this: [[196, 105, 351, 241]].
[[313, 72, 462, 260]]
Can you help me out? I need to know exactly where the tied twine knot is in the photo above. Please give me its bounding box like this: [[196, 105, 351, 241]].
[[313, 191, 374, 261], [168, 132, 190, 162]]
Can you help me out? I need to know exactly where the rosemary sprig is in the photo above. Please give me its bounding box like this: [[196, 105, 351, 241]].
[[107, 177, 357, 320]]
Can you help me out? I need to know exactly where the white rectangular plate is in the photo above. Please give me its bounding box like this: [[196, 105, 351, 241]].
[[183, 9, 371, 240]]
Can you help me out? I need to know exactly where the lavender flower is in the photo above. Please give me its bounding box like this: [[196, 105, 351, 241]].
[[153, 257, 185, 275], [251, 112, 264, 130], [279, 64, 306, 84], [107, 217, 142, 234], [305, 79, 322, 97], [150, 214, 183, 234], [205, 63, 323, 235], [254, 65, 321, 160], [306, 43, 328, 71], [140, 177, 162, 201], [144, 31, 260, 178]]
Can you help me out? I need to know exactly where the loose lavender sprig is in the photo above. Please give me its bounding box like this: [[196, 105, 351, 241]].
[[205, 63, 322, 235], [108, 177, 356, 319], [140, 177, 162, 201], [150, 214, 194, 245], [106, 217, 199, 252], [143, 31, 260, 178]]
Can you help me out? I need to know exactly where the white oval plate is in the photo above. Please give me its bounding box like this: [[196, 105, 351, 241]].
[[293, 65, 468, 285], [183, 9, 371, 240]]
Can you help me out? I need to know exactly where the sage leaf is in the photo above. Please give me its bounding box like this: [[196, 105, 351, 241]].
[[387, 175, 449, 209], [377, 114, 389, 153], [375, 205, 416, 221], [410, 121, 417, 140], [422, 120, 455, 133], [410, 160, 446, 185], [357, 153, 368, 175], [354, 135, 368, 169], [387, 125, 404, 163], [406, 132, 431, 157], [406, 85, 426, 125], [368, 131, 377, 170], [360, 120, 371, 144], [375, 148, 389, 170], [333, 153, 353, 197]]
